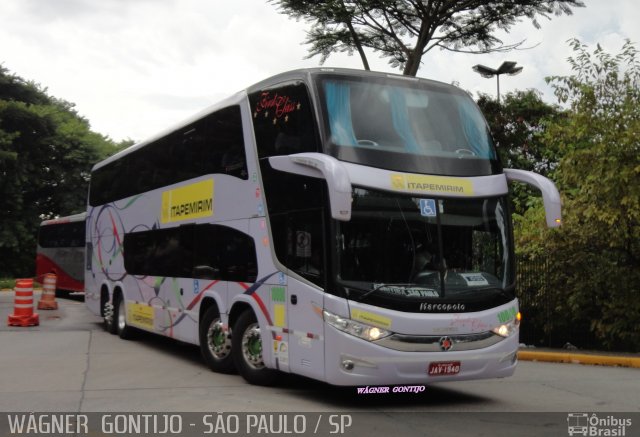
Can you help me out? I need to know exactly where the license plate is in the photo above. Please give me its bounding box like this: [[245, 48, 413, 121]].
[[428, 361, 461, 376]]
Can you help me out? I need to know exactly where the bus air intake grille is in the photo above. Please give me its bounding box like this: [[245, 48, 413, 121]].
[[373, 331, 502, 352]]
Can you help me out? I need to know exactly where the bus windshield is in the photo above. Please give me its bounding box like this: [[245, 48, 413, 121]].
[[318, 76, 499, 176], [336, 188, 514, 305]]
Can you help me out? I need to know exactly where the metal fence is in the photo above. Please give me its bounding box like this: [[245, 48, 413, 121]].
[[515, 254, 550, 347], [516, 254, 597, 349]]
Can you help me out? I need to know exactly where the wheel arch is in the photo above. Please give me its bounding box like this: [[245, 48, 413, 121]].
[[99, 283, 110, 317], [228, 301, 254, 332], [199, 297, 221, 322]]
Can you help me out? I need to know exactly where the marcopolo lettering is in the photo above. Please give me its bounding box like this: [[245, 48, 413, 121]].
[[420, 302, 465, 312]]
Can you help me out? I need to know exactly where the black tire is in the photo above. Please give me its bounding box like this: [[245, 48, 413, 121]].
[[199, 307, 235, 374], [55, 289, 70, 299], [114, 293, 133, 340], [103, 294, 117, 335], [232, 309, 278, 386]]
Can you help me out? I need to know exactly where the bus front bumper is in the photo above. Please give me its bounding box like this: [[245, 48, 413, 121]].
[[323, 326, 519, 386]]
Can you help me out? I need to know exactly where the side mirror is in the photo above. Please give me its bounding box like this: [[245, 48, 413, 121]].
[[504, 168, 562, 228], [268, 153, 352, 221]]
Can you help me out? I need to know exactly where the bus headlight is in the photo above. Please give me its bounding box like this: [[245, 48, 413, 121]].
[[323, 310, 392, 342], [491, 318, 519, 338]]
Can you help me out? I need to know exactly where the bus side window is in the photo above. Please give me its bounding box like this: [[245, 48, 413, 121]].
[[190, 225, 258, 282], [218, 228, 258, 283], [89, 105, 247, 207], [260, 165, 327, 287], [249, 82, 320, 159], [124, 224, 257, 282]]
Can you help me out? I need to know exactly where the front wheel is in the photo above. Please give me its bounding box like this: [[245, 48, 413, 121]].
[[200, 307, 235, 374], [232, 310, 277, 386]]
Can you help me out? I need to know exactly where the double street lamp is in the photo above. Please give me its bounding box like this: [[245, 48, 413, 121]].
[[472, 61, 523, 104]]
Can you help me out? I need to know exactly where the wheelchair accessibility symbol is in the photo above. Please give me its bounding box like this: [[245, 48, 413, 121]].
[[419, 199, 437, 217]]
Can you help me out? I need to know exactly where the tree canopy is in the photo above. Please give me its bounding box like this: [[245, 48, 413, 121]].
[[0, 66, 126, 277], [477, 89, 562, 216], [271, 0, 584, 76], [515, 39, 640, 350]]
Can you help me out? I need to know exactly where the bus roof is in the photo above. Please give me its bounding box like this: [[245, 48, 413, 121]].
[[40, 212, 86, 226], [91, 67, 463, 172], [91, 90, 248, 172], [245, 67, 458, 95]]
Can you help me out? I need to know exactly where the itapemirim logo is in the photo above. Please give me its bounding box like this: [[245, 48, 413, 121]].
[[567, 413, 632, 436]]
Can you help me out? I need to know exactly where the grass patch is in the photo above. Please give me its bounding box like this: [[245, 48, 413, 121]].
[[0, 278, 42, 289], [0, 278, 15, 289]]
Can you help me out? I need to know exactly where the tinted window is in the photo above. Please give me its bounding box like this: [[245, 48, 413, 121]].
[[261, 162, 326, 287], [336, 189, 514, 311], [316, 75, 501, 176], [249, 82, 320, 158], [90, 105, 247, 206], [39, 221, 85, 248], [123, 224, 257, 282]]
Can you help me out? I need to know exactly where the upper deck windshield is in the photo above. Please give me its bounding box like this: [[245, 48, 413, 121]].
[[336, 189, 514, 312], [317, 75, 500, 176]]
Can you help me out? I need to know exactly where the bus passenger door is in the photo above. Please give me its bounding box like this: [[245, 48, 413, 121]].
[[285, 276, 325, 380], [282, 213, 326, 381]]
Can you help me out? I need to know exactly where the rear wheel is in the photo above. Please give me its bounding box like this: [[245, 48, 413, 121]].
[[55, 289, 70, 299], [232, 309, 277, 386], [200, 307, 235, 373], [103, 296, 117, 335], [114, 293, 133, 339]]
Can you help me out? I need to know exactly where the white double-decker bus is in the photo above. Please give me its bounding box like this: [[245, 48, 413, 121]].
[[85, 68, 561, 386]]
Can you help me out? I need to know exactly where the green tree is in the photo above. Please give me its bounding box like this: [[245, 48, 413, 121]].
[[517, 39, 640, 351], [270, 0, 584, 76], [0, 66, 123, 277], [477, 89, 562, 216]]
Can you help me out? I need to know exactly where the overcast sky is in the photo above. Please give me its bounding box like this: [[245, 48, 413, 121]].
[[1, 0, 638, 143]]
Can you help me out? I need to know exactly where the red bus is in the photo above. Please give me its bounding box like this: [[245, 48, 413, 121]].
[[36, 212, 86, 294]]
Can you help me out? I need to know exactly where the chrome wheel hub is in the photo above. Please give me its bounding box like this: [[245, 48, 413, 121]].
[[207, 319, 231, 359], [104, 301, 114, 325], [241, 323, 264, 369]]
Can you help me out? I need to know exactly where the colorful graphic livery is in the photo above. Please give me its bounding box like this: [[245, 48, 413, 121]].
[[36, 212, 86, 293], [85, 68, 562, 386]]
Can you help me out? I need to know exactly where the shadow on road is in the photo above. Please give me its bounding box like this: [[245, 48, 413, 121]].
[[98, 323, 493, 409], [278, 374, 492, 409]]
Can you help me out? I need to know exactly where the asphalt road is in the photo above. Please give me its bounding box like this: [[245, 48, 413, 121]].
[[1, 291, 638, 437]]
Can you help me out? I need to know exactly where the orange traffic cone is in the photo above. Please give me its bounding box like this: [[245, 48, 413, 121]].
[[37, 273, 59, 310], [7, 278, 40, 327]]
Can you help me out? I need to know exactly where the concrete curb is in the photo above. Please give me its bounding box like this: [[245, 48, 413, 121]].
[[518, 350, 640, 369]]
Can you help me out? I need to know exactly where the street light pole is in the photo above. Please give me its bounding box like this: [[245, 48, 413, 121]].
[[472, 61, 523, 104]]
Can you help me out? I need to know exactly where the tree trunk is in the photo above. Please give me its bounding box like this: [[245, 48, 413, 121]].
[[403, 52, 421, 76], [346, 20, 370, 71]]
